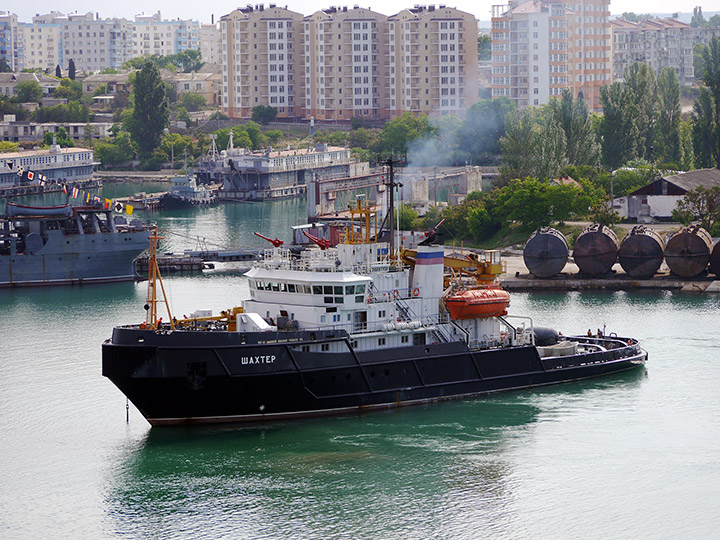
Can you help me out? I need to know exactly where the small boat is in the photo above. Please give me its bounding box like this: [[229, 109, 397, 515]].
[[444, 287, 511, 320], [6, 202, 73, 217], [158, 175, 217, 210]]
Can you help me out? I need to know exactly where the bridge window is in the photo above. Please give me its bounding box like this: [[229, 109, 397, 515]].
[[356, 296, 364, 303], [334, 286, 343, 295], [355, 284, 366, 293], [324, 285, 333, 294], [345, 285, 355, 294], [288, 284, 296, 293], [313, 285, 323, 294]]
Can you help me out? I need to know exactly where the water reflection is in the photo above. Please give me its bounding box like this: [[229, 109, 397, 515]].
[[106, 369, 645, 540]]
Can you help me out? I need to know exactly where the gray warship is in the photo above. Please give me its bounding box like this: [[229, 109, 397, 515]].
[[1, 202, 151, 287]]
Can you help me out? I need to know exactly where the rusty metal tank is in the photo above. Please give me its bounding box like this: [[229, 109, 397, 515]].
[[523, 227, 569, 278], [665, 225, 713, 277], [572, 223, 619, 276], [618, 226, 665, 278], [710, 241, 720, 276]]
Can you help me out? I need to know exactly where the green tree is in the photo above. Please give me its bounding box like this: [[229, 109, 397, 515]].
[[55, 65, 61, 78], [655, 67, 681, 165], [43, 127, 74, 147], [379, 112, 432, 155], [68, 59, 76, 80], [176, 106, 191, 125], [691, 88, 719, 167], [14, 80, 43, 103], [455, 97, 514, 165], [478, 34, 491, 61], [691, 6, 706, 28], [680, 120, 695, 170], [0, 95, 29, 120], [671, 186, 720, 233], [624, 62, 656, 161], [395, 204, 418, 230], [0, 58, 11, 73], [251, 104, 278, 125], [500, 108, 540, 180], [53, 77, 83, 101], [547, 90, 600, 166], [180, 92, 206, 112], [348, 127, 378, 149], [128, 62, 169, 159], [599, 82, 639, 169], [0, 140, 19, 152]]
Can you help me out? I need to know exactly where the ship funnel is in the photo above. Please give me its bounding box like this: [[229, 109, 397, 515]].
[[411, 244, 444, 298]]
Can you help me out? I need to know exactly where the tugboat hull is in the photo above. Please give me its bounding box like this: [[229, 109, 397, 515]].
[[103, 329, 646, 425]]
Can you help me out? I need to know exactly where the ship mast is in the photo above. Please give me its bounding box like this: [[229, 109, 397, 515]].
[[145, 226, 175, 330]]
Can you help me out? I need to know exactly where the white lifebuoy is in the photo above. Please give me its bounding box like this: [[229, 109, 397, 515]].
[[413, 287, 420, 297], [392, 289, 399, 298]]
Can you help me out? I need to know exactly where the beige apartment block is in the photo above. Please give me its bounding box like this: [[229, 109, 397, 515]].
[[220, 5, 304, 119], [388, 6, 479, 118], [303, 7, 389, 121], [491, 0, 610, 112], [199, 22, 222, 65], [221, 4, 479, 121]]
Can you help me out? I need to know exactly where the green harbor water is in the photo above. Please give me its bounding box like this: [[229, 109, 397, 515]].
[[1, 190, 720, 539]]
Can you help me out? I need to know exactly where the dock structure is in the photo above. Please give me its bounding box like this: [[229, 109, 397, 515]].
[[134, 248, 262, 275]]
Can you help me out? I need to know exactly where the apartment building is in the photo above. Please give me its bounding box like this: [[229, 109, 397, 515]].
[[388, 6, 479, 118], [612, 18, 720, 85], [133, 11, 199, 58], [20, 12, 64, 71], [0, 11, 22, 71], [220, 5, 304, 119], [304, 7, 388, 121], [490, 0, 611, 111], [62, 12, 134, 72], [220, 4, 478, 121], [199, 22, 221, 65]]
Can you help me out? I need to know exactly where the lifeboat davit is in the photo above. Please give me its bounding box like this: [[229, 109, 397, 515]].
[[444, 288, 510, 320]]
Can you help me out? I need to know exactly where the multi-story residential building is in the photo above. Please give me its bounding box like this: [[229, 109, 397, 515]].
[[388, 5, 479, 118], [133, 11, 199, 59], [220, 4, 478, 121], [304, 7, 388, 121], [220, 5, 304, 119], [490, 0, 611, 111], [0, 11, 22, 71], [199, 22, 221, 65], [20, 12, 64, 71], [61, 12, 134, 73], [612, 18, 720, 85]]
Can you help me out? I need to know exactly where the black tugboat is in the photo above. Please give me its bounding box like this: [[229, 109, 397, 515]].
[[102, 195, 647, 425]]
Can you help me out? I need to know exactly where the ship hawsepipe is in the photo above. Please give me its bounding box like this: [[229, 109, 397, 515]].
[[102, 327, 647, 426]]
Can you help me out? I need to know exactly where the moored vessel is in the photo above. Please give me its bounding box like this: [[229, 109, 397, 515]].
[[158, 174, 217, 210], [103, 188, 647, 426], [1, 202, 151, 287]]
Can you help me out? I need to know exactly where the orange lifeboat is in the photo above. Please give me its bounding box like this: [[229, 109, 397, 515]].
[[444, 288, 510, 320]]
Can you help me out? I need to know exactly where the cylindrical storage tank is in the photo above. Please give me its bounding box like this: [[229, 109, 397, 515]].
[[523, 227, 569, 278], [572, 223, 619, 276], [618, 225, 665, 278], [665, 225, 713, 278], [710, 241, 720, 276]]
